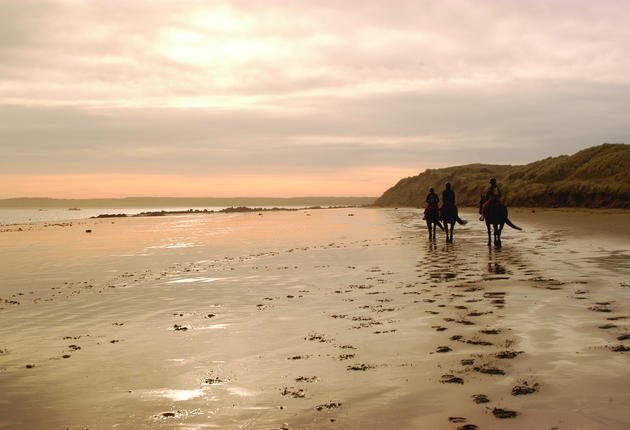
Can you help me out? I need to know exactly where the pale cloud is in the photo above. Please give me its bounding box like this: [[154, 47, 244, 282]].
[[1, 0, 629, 197]]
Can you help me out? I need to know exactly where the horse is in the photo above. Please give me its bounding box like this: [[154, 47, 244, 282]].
[[479, 195, 521, 247], [424, 204, 444, 240], [440, 203, 467, 243]]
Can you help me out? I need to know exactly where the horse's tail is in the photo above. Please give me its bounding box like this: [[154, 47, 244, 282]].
[[505, 218, 522, 230]]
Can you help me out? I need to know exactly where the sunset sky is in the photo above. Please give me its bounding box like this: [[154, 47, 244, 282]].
[[2, 0, 629, 198]]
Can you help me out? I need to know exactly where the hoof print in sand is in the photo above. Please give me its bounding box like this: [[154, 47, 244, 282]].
[[281, 387, 305, 398], [495, 350, 523, 359], [316, 402, 342, 411], [599, 323, 616, 329], [457, 425, 479, 430], [448, 416, 466, 423], [472, 394, 489, 404], [295, 376, 317, 382], [173, 324, 188, 331], [466, 338, 493, 346], [492, 407, 518, 419], [347, 363, 375, 371], [287, 355, 311, 360], [204, 375, 230, 385], [610, 344, 630, 352], [305, 333, 334, 343], [436, 346, 452, 353], [511, 381, 540, 395], [440, 374, 464, 384], [157, 411, 181, 419], [335, 354, 355, 361], [474, 366, 505, 375]]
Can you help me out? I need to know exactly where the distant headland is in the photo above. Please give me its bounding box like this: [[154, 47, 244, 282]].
[[0, 196, 376, 209], [376, 143, 629, 208]]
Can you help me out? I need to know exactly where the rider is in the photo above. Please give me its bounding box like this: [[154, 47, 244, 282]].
[[480, 178, 502, 221], [442, 182, 455, 206], [442, 182, 466, 224], [423, 188, 439, 220]]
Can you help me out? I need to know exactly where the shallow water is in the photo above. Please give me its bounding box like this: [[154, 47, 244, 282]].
[[1, 208, 629, 429]]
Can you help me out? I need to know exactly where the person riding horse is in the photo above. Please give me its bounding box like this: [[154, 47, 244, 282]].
[[440, 182, 466, 242], [480, 178, 502, 221], [442, 182, 455, 206], [478, 177, 521, 246], [424, 188, 440, 219], [423, 188, 444, 238]]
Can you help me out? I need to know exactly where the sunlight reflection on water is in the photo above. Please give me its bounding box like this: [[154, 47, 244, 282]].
[[167, 277, 224, 284], [147, 242, 197, 249], [227, 387, 257, 397], [196, 324, 229, 330], [146, 389, 205, 402]]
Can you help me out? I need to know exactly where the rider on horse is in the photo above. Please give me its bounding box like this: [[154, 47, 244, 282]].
[[442, 182, 455, 206], [441, 182, 465, 223], [424, 188, 440, 219], [480, 177, 502, 221]]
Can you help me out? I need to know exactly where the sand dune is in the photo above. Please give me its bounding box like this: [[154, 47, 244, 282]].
[[376, 143, 630, 208]]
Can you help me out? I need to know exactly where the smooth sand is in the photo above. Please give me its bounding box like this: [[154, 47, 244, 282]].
[[1, 208, 629, 429]]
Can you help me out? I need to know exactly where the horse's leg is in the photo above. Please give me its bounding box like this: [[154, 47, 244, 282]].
[[427, 220, 432, 240], [486, 221, 491, 246], [497, 223, 504, 247], [444, 223, 450, 242], [450, 222, 454, 242]]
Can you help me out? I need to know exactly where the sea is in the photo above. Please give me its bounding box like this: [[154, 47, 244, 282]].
[[0, 206, 310, 225]]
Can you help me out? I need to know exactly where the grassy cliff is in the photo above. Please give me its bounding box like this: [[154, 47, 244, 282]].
[[375, 143, 630, 208]]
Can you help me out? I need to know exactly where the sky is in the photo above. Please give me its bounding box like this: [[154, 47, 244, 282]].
[[1, 0, 630, 198]]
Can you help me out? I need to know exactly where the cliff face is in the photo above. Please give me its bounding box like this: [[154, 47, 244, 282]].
[[375, 143, 630, 208]]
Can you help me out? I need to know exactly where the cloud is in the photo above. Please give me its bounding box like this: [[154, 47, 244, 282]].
[[2, 0, 630, 107], [1, 1, 629, 197]]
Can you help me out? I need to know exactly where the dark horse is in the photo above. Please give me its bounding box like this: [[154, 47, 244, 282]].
[[480, 196, 521, 247], [425, 205, 444, 240], [440, 203, 467, 243]]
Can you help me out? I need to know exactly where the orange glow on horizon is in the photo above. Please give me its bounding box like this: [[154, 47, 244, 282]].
[[1, 167, 422, 199]]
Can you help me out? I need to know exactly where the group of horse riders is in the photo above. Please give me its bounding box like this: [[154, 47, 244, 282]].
[[422, 177, 519, 245], [423, 177, 501, 222]]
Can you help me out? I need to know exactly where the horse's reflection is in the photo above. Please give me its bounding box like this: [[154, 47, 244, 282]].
[[487, 246, 508, 274]]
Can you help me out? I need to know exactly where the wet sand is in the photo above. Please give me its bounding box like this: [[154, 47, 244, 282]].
[[1, 207, 629, 429]]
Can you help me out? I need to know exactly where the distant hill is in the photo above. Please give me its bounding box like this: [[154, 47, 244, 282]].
[[0, 196, 376, 209], [375, 143, 630, 208]]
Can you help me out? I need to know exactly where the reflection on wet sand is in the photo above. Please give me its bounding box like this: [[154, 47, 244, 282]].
[[0, 208, 629, 429]]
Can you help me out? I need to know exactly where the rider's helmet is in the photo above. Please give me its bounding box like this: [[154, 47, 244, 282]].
[[445, 182, 451, 189], [490, 178, 496, 185], [429, 187, 435, 193]]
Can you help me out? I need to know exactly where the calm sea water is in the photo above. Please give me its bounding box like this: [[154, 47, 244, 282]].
[[0, 206, 309, 224]]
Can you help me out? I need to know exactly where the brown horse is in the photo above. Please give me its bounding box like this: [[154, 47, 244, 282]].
[[440, 203, 467, 243], [480, 196, 521, 247], [425, 205, 444, 240]]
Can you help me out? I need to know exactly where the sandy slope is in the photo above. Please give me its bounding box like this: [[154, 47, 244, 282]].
[[0, 208, 629, 429]]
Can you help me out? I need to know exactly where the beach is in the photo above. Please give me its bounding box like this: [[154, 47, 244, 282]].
[[1, 207, 630, 429]]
